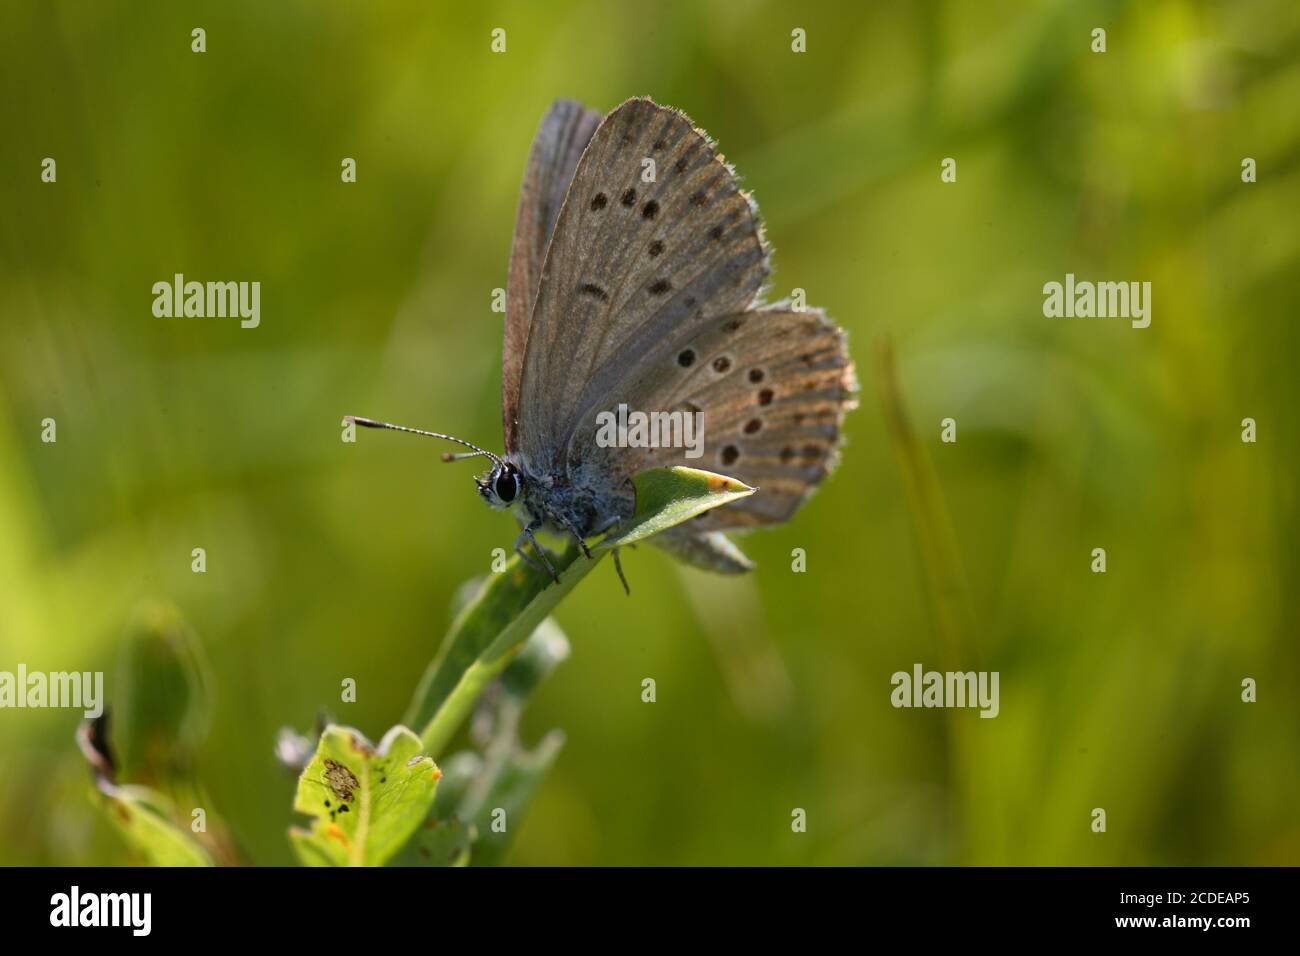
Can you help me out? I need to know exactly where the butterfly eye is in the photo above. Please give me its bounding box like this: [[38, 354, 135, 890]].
[[494, 469, 519, 504]]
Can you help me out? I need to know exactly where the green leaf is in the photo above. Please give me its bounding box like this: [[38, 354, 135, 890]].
[[76, 716, 212, 866], [391, 816, 475, 867], [406, 466, 752, 755], [90, 784, 214, 866], [289, 724, 440, 867], [460, 730, 565, 867], [606, 465, 754, 549], [498, 615, 570, 701], [430, 751, 484, 819]]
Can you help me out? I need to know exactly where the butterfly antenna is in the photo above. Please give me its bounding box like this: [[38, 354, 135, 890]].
[[344, 416, 502, 466]]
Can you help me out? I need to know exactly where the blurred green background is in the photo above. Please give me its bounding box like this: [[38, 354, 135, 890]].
[[1, 0, 1297, 866]]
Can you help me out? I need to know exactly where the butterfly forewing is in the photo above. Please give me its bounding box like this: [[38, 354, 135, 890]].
[[504, 99, 602, 452], [516, 97, 770, 473]]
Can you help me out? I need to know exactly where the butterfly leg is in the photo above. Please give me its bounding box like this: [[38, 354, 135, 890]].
[[611, 547, 631, 596], [513, 538, 545, 577], [515, 519, 560, 584], [587, 514, 631, 594], [553, 511, 593, 560]]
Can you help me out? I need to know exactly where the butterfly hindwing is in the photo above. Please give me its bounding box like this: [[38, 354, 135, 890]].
[[573, 305, 856, 544], [516, 97, 770, 473], [677, 308, 856, 531], [650, 527, 756, 574]]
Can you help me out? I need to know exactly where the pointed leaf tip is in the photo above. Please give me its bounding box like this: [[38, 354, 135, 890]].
[[601, 466, 754, 551]]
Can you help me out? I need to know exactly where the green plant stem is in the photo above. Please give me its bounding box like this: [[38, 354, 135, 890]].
[[874, 335, 979, 863], [411, 546, 603, 755], [419, 652, 513, 757], [406, 467, 755, 757], [873, 336, 975, 669]]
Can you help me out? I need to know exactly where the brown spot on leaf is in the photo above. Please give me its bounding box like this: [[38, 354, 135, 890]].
[[323, 758, 359, 802]]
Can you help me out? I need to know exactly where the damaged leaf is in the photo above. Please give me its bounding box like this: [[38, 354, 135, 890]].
[[289, 724, 440, 867]]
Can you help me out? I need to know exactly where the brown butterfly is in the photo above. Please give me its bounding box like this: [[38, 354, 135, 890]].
[[350, 97, 857, 591]]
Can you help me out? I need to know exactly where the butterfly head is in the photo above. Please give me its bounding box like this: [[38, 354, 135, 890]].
[[477, 460, 522, 510]]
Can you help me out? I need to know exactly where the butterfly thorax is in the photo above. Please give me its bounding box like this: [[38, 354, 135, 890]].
[[511, 457, 635, 542]]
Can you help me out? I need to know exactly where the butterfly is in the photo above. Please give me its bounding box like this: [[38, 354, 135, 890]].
[[349, 97, 857, 592]]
